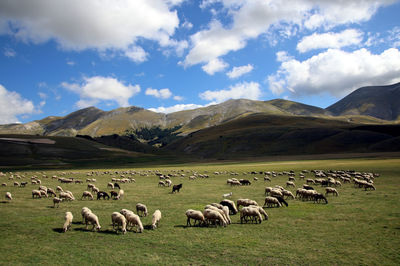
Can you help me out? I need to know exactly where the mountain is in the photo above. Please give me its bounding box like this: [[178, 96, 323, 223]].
[[327, 82, 400, 120]]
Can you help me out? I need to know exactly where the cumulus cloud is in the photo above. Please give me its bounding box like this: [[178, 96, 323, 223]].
[[3, 47, 16, 57], [149, 103, 204, 114], [267, 48, 400, 98], [0, 0, 181, 60], [61, 76, 141, 108], [227, 64, 254, 79], [202, 58, 229, 75], [297, 29, 364, 53], [184, 0, 395, 67], [124, 46, 148, 63], [145, 88, 173, 99], [0, 84, 35, 124], [200, 81, 261, 103]]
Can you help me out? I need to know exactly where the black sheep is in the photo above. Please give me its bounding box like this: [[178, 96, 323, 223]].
[[172, 184, 182, 193]]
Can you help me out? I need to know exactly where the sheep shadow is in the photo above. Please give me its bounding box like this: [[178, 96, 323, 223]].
[[143, 225, 153, 230], [52, 228, 64, 233], [174, 224, 208, 229], [0, 201, 10, 204]]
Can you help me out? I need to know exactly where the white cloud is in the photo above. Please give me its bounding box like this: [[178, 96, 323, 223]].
[[182, 20, 193, 30], [145, 88, 172, 99], [276, 51, 293, 62], [0, 84, 35, 124], [200, 81, 261, 103], [202, 58, 229, 75], [4, 47, 16, 57], [297, 29, 364, 53], [267, 48, 400, 98], [227, 64, 253, 79], [61, 76, 141, 108], [173, 95, 184, 101], [184, 0, 395, 67], [149, 103, 204, 114], [124, 46, 148, 63], [0, 0, 180, 60], [66, 60, 75, 66]]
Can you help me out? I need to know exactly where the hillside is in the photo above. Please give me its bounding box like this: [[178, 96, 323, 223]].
[[165, 113, 400, 158], [327, 82, 400, 120]]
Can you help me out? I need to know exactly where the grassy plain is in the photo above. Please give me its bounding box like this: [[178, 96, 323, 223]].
[[0, 157, 399, 265]]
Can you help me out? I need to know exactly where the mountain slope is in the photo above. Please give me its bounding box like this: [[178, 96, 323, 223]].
[[326, 82, 400, 120]]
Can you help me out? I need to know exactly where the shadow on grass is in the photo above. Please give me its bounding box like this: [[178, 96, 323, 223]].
[[52, 228, 64, 233], [174, 224, 209, 229], [0, 201, 10, 204]]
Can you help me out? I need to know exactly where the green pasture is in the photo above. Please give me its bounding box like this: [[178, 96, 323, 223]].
[[0, 158, 399, 265]]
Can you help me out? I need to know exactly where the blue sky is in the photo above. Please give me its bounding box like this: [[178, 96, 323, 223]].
[[0, 0, 399, 124]]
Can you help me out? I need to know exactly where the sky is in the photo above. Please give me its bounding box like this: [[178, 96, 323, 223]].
[[0, 0, 400, 124]]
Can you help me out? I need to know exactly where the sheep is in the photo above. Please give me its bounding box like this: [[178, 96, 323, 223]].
[[84, 212, 101, 231], [59, 191, 74, 201], [136, 203, 148, 217], [64, 190, 75, 200], [97, 191, 110, 200], [282, 190, 295, 199], [265, 187, 273, 195], [32, 189, 42, 198], [220, 199, 238, 215], [151, 210, 162, 229], [203, 209, 227, 227], [91, 186, 100, 194], [306, 179, 315, 184], [111, 212, 127, 234], [240, 206, 263, 224], [39, 190, 48, 198], [313, 193, 328, 204], [270, 189, 283, 198], [2, 183, 7, 187], [122, 211, 143, 233], [116, 189, 124, 200], [63, 212, 73, 232], [53, 197, 62, 208], [56, 186, 63, 192], [5, 192, 12, 201], [158, 180, 166, 187], [165, 179, 172, 187], [107, 182, 114, 189], [264, 176, 271, 182], [39, 185, 47, 192], [236, 198, 258, 209], [186, 209, 205, 226], [364, 183, 376, 191], [325, 187, 339, 196], [251, 205, 268, 221], [81, 207, 92, 223], [47, 188, 57, 197], [172, 183, 183, 193], [206, 204, 230, 225], [222, 192, 232, 198], [81, 191, 94, 200], [263, 197, 281, 208], [110, 190, 118, 199], [14, 181, 20, 187], [286, 181, 295, 188]]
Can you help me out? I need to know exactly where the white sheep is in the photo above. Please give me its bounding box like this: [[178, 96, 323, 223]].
[[165, 179, 172, 187], [236, 198, 258, 209], [222, 192, 232, 198], [107, 182, 114, 189], [5, 192, 12, 201], [81, 191, 94, 200], [186, 209, 205, 226], [81, 207, 92, 223], [56, 186, 63, 192], [123, 211, 144, 233], [250, 205, 268, 221], [32, 189, 42, 198], [240, 206, 262, 223], [63, 212, 73, 232], [325, 187, 339, 196], [84, 212, 101, 231], [203, 209, 227, 227], [53, 197, 62, 208], [286, 181, 295, 187], [158, 180, 166, 187], [151, 210, 162, 229], [282, 190, 295, 199], [263, 197, 281, 208], [116, 189, 124, 200], [270, 189, 283, 198], [59, 191, 74, 201], [136, 203, 148, 217], [39, 190, 48, 198], [111, 212, 127, 234], [206, 204, 230, 225]]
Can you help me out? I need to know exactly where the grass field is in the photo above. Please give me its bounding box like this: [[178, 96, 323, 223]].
[[0, 157, 399, 265]]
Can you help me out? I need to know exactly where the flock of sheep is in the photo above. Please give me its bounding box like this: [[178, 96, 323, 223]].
[[1, 168, 378, 233]]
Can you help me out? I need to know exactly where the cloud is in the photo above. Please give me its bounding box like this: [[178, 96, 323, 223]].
[[145, 88, 172, 99], [4, 47, 16, 57], [184, 0, 395, 67], [227, 64, 254, 79], [149, 103, 204, 114], [66, 60, 75, 66], [200, 81, 261, 103], [267, 48, 400, 98], [0, 0, 180, 60], [297, 29, 364, 53], [124, 46, 148, 63], [0, 84, 35, 124], [61, 76, 141, 108], [173, 95, 184, 101], [202, 58, 229, 75]]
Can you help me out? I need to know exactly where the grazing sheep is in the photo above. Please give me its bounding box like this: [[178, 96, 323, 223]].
[[325, 187, 339, 196], [116, 189, 124, 200], [84, 212, 101, 231], [186, 209, 206, 226], [114, 183, 121, 189], [203, 209, 227, 227], [14, 181, 20, 187], [136, 203, 148, 217], [107, 182, 114, 189], [81, 191, 94, 200], [205, 205, 230, 225], [264, 176, 271, 182], [111, 212, 127, 234], [240, 206, 263, 224], [165, 179, 172, 187], [91, 186, 100, 194], [282, 190, 295, 200], [313, 193, 328, 204], [47, 188, 57, 197], [151, 210, 162, 229], [172, 183, 183, 193], [286, 181, 295, 188], [222, 192, 232, 198], [220, 199, 238, 215], [2, 183, 6, 187], [39, 190, 48, 198], [32, 189, 42, 199], [56, 186, 63, 192], [63, 212, 73, 232], [274, 196, 288, 207], [53, 197, 62, 208], [364, 183, 376, 191], [122, 211, 143, 233], [237, 198, 258, 209], [251, 206, 268, 221], [263, 197, 281, 208], [81, 207, 92, 223], [270, 189, 283, 198], [158, 180, 166, 187], [5, 192, 12, 201], [97, 191, 110, 200], [306, 179, 315, 184], [265, 187, 273, 195], [59, 191, 74, 201]]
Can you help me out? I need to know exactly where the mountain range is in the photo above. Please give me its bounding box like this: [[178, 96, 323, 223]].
[[1, 82, 399, 138]]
